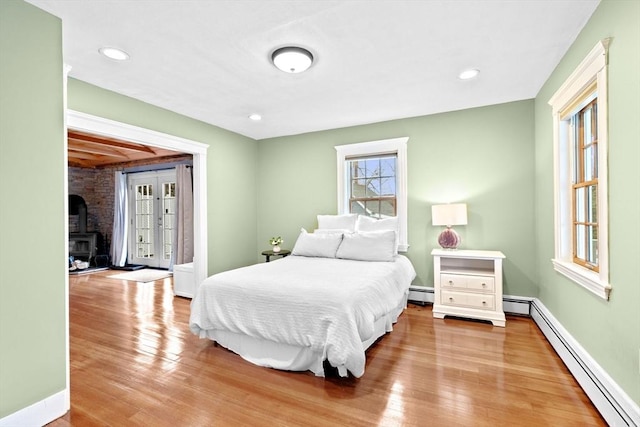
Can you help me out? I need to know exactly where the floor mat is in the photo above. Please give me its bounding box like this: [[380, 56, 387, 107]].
[[108, 269, 172, 283]]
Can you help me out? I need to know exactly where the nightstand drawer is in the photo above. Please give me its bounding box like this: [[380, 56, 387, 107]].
[[441, 290, 465, 306], [466, 293, 495, 310], [441, 274, 494, 292], [441, 291, 495, 310], [466, 276, 494, 292], [440, 274, 467, 289]]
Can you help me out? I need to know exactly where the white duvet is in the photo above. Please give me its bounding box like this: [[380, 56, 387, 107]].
[[189, 255, 416, 377]]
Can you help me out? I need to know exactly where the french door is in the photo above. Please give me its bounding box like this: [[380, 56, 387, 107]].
[[127, 170, 176, 268]]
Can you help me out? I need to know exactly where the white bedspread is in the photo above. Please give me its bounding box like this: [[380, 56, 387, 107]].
[[189, 255, 416, 377]]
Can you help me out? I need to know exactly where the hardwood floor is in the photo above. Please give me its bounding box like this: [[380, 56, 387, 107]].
[[49, 270, 605, 426]]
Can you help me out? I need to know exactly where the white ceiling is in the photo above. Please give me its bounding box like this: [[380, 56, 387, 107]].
[[27, 0, 599, 140]]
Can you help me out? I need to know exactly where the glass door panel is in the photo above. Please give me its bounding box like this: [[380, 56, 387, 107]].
[[161, 181, 176, 263], [135, 183, 154, 260]]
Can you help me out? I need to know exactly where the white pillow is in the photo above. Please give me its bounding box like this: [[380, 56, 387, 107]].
[[292, 228, 343, 258], [356, 215, 399, 253], [335, 230, 396, 262], [314, 229, 352, 235], [317, 214, 357, 232]]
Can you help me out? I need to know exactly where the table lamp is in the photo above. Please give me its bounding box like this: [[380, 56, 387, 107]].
[[432, 203, 467, 249]]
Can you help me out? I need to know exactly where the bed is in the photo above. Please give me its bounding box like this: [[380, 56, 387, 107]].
[[189, 215, 416, 378]]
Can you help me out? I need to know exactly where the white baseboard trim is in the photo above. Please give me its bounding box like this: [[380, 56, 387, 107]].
[[531, 299, 640, 426], [408, 287, 532, 316], [0, 389, 68, 427]]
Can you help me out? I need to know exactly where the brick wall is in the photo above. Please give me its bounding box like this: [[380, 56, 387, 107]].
[[68, 167, 111, 235]]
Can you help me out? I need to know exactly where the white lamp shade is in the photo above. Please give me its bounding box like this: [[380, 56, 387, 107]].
[[432, 203, 468, 227]]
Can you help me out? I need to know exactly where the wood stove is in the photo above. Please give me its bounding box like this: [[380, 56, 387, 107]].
[[69, 233, 98, 262], [69, 195, 100, 262]]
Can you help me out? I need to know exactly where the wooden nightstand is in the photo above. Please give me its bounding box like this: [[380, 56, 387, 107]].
[[432, 249, 506, 327], [261, 249, 291, 262]]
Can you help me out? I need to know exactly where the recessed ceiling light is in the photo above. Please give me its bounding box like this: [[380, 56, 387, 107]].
[[458, 69, 480, 80], [99, 47, 129, 61], [249, 114, 262, 121], [272, 46, 314, 73]]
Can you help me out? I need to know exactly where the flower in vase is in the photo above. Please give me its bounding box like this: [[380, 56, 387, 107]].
[[269, 236, 283, 246]]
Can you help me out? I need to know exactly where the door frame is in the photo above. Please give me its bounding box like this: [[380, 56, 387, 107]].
[[67, 109, 209, 285]]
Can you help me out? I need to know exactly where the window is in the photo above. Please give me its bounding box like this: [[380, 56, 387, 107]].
[[548, 39, 611, 300], [335, 137, 408, 251], [572, 99, 598, 271], [347, 154, 397, 218]]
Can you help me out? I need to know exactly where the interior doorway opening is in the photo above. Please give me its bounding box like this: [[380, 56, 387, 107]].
[[66, 109, 208, 284], [64, 109, 209, 410]]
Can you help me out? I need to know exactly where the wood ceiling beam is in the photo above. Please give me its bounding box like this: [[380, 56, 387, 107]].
[[67, 130, 183, 168], [68, 151, 102, 161], [68, 139, 130, 158], [68, 157, 97, 168], [68, 130, 157, 154]]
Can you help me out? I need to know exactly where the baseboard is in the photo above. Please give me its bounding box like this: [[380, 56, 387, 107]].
[[0, 389, 68, 427], [531, 299, 640, 426], [408, 287, 531, 316]]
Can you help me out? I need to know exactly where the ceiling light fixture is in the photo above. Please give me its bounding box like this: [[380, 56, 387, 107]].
[[271, 46, 314, 73], [99, 47, 130, 61], [458, 68, 480, 80], [249, 114, 262, 121]]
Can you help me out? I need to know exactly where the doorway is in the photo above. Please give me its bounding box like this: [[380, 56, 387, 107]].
[[66, 109, 208, 286], [128, 169, 177, 269], [65, 106, 208, 420]]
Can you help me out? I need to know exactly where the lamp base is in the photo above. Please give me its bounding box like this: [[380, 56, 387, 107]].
[[438, 227, 461, 249]]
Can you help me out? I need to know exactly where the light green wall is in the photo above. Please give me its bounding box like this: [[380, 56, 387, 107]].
[[0, 0, 66, 417], [534, 0, 640, 404], [257, 100, 538, 296], [67, 79, 259, 275]]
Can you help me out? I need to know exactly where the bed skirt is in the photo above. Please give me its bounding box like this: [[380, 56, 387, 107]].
[[202, 291, 409, 377]]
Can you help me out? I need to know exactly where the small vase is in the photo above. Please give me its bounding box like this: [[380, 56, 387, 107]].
[[272, 245, 281, 253]]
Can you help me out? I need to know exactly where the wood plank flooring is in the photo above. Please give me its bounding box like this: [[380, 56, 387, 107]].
[[49, 269, 605, 426]]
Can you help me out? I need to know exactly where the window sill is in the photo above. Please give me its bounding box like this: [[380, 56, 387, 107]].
[[551, 258, 611, 300]]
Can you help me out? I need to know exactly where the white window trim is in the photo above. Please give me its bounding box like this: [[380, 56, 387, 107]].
[[335, 137, 409, 252], [548, 39, 611, 300]]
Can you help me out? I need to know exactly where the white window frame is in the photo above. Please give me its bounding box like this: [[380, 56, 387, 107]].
[[548, 39, 611, 300], [335, 137, 409, 252]]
